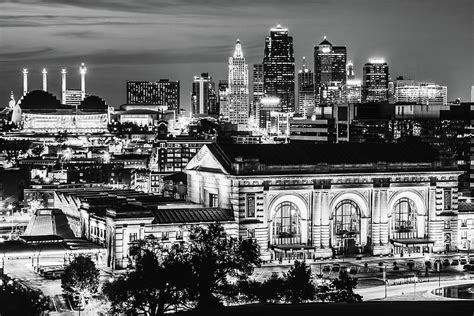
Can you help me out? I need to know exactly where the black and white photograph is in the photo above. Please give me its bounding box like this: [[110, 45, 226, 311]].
[[0, 0, 473, 315]]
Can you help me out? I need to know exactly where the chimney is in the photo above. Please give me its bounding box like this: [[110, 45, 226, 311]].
[[42, 68, 48, 92], [22, 68, 28, 96], [79, 63, 87, 100], [61, 69, 67, 104]]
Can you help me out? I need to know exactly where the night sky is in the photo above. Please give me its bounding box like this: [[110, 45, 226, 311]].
[[1, 0, 473, 110]]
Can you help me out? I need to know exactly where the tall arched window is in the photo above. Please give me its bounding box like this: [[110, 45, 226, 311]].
[[393, 198, 417, 232], [333, 200, 360, 235], [273, 202, 300, 237]]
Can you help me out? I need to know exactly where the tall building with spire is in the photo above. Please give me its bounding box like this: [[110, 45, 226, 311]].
[[297, 57, 315, 116], [262, 24, 295, 113], [314, 37, 347, 105], [228, 40, 249, 130]]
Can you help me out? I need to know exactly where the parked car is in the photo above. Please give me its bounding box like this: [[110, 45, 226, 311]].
[[469, 258, 474, 265], [356, 255, 362, 260], [349, 266, 358, 274], [463, 264, 473, 271], [443, 259, 450, 266], [460, 258, 468, 265], [331, 265, 340, 272], [322, 265, 331, 272], [451, 259, 459, 265]]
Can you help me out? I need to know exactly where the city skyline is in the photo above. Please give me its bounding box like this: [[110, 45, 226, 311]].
[[0, 0, 472, 110]]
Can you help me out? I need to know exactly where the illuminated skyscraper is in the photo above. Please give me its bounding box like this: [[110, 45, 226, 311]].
[[252, 64, 264, 123], [314, 37, 347, 105], [363, 58, 389, 102], [191, 73, 217, 115], [297, 57, 315, 116], [262, 24, 295, 112], [228, 40, 249, 130], [395, 82, 447, 105], [218, 80, 230, 118], [126, 80, 180, 111], [344, 61, 362, 104]]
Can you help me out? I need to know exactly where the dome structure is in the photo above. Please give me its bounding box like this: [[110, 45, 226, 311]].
[[23, 208, 76, 239], [18, 90, 69, 111], [78, 95, 108, 112]]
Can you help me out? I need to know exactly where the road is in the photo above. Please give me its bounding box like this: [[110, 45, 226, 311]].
[[356, 279, 474, 301]]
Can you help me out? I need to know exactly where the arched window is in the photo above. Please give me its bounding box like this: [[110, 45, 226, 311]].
[[333, 200, 360, 235], [393, 198, 417, 231], [273, 202, 300, 237]]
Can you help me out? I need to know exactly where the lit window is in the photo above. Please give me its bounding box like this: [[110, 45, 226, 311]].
[[176, 231, 183, 240], [209, 193, 218, 207], [246, 194, 256, 217], [248, 229, 255, 239], [129, 233, 138, 242], [444, 189, 452, 210], [162, 232, 169, 241], [393, 198, 416, 231]]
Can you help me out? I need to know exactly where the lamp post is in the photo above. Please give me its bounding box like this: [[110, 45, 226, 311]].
[[424, 254, 430, 282], [7, 204, 13, 238], [437, 261, 441, 288], [382, 265, 388, 299], [413, 275, 418, 300]]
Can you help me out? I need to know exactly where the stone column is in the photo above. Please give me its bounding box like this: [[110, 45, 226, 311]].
[[321, 191, 330, 248], [313, 191, 321, 247], [380, 189, 389, 245]]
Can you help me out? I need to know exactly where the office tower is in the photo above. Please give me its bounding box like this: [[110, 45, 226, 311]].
[[191, 73, 217, 115], [396, 82, 448, 105], [344, 61, 362, 104], [314, 37, 347, 105], [218, 80, 230, 118], [363, 58, 389, 102], [126, 80, 180, 111], [251, 64, 264, 124], [347, 61, 355, 80], [262, 24, 295, 112], [297, 57, 315, 116], [228, 40, 249, 130]]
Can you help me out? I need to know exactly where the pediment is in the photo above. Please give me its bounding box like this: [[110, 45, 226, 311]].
[[185, 145, 229, 174]]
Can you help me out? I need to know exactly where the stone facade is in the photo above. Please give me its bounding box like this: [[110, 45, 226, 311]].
[[185, 144, 462, 260]]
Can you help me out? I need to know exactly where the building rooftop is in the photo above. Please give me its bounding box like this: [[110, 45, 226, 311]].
[[23, 208, 76, 239], [152, 207, 234, 224], [203, 142, 451, 175]]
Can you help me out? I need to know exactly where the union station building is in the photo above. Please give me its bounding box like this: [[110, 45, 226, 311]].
[[185, 142, 462, 260]]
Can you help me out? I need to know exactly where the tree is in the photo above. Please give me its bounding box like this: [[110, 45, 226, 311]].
[[238, 273, 285, 304], [103, 238, 194, 316], [0, 278, 50, 315], [329, 269, 362, 302], [283, 260, 316, 303], [61, 255, 100, 311], [188, 223, 261, 310], [30, 145, 45, 157]]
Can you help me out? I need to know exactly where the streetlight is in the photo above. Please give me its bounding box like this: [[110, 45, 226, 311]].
[[424, 254, 430, 281], [413, 275, 418, 300], [383, 265, 388, 299], [7, 204, 13, 238], [437, 261, 441, 288]]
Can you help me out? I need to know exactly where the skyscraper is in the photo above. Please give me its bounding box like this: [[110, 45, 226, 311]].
[[126, 80, 180, 111], [297, 57, 315, 116], [191, 73, 217, 116], [251, 63, 264, 124], [344, 61, 362, 104], [262, 24, 295, 112], [363, 58, 389, 102], [395, 82, 447, 105], [228, 40, 249, 130], [218, 80, 229, 118], [314, 37, 347, 105]]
